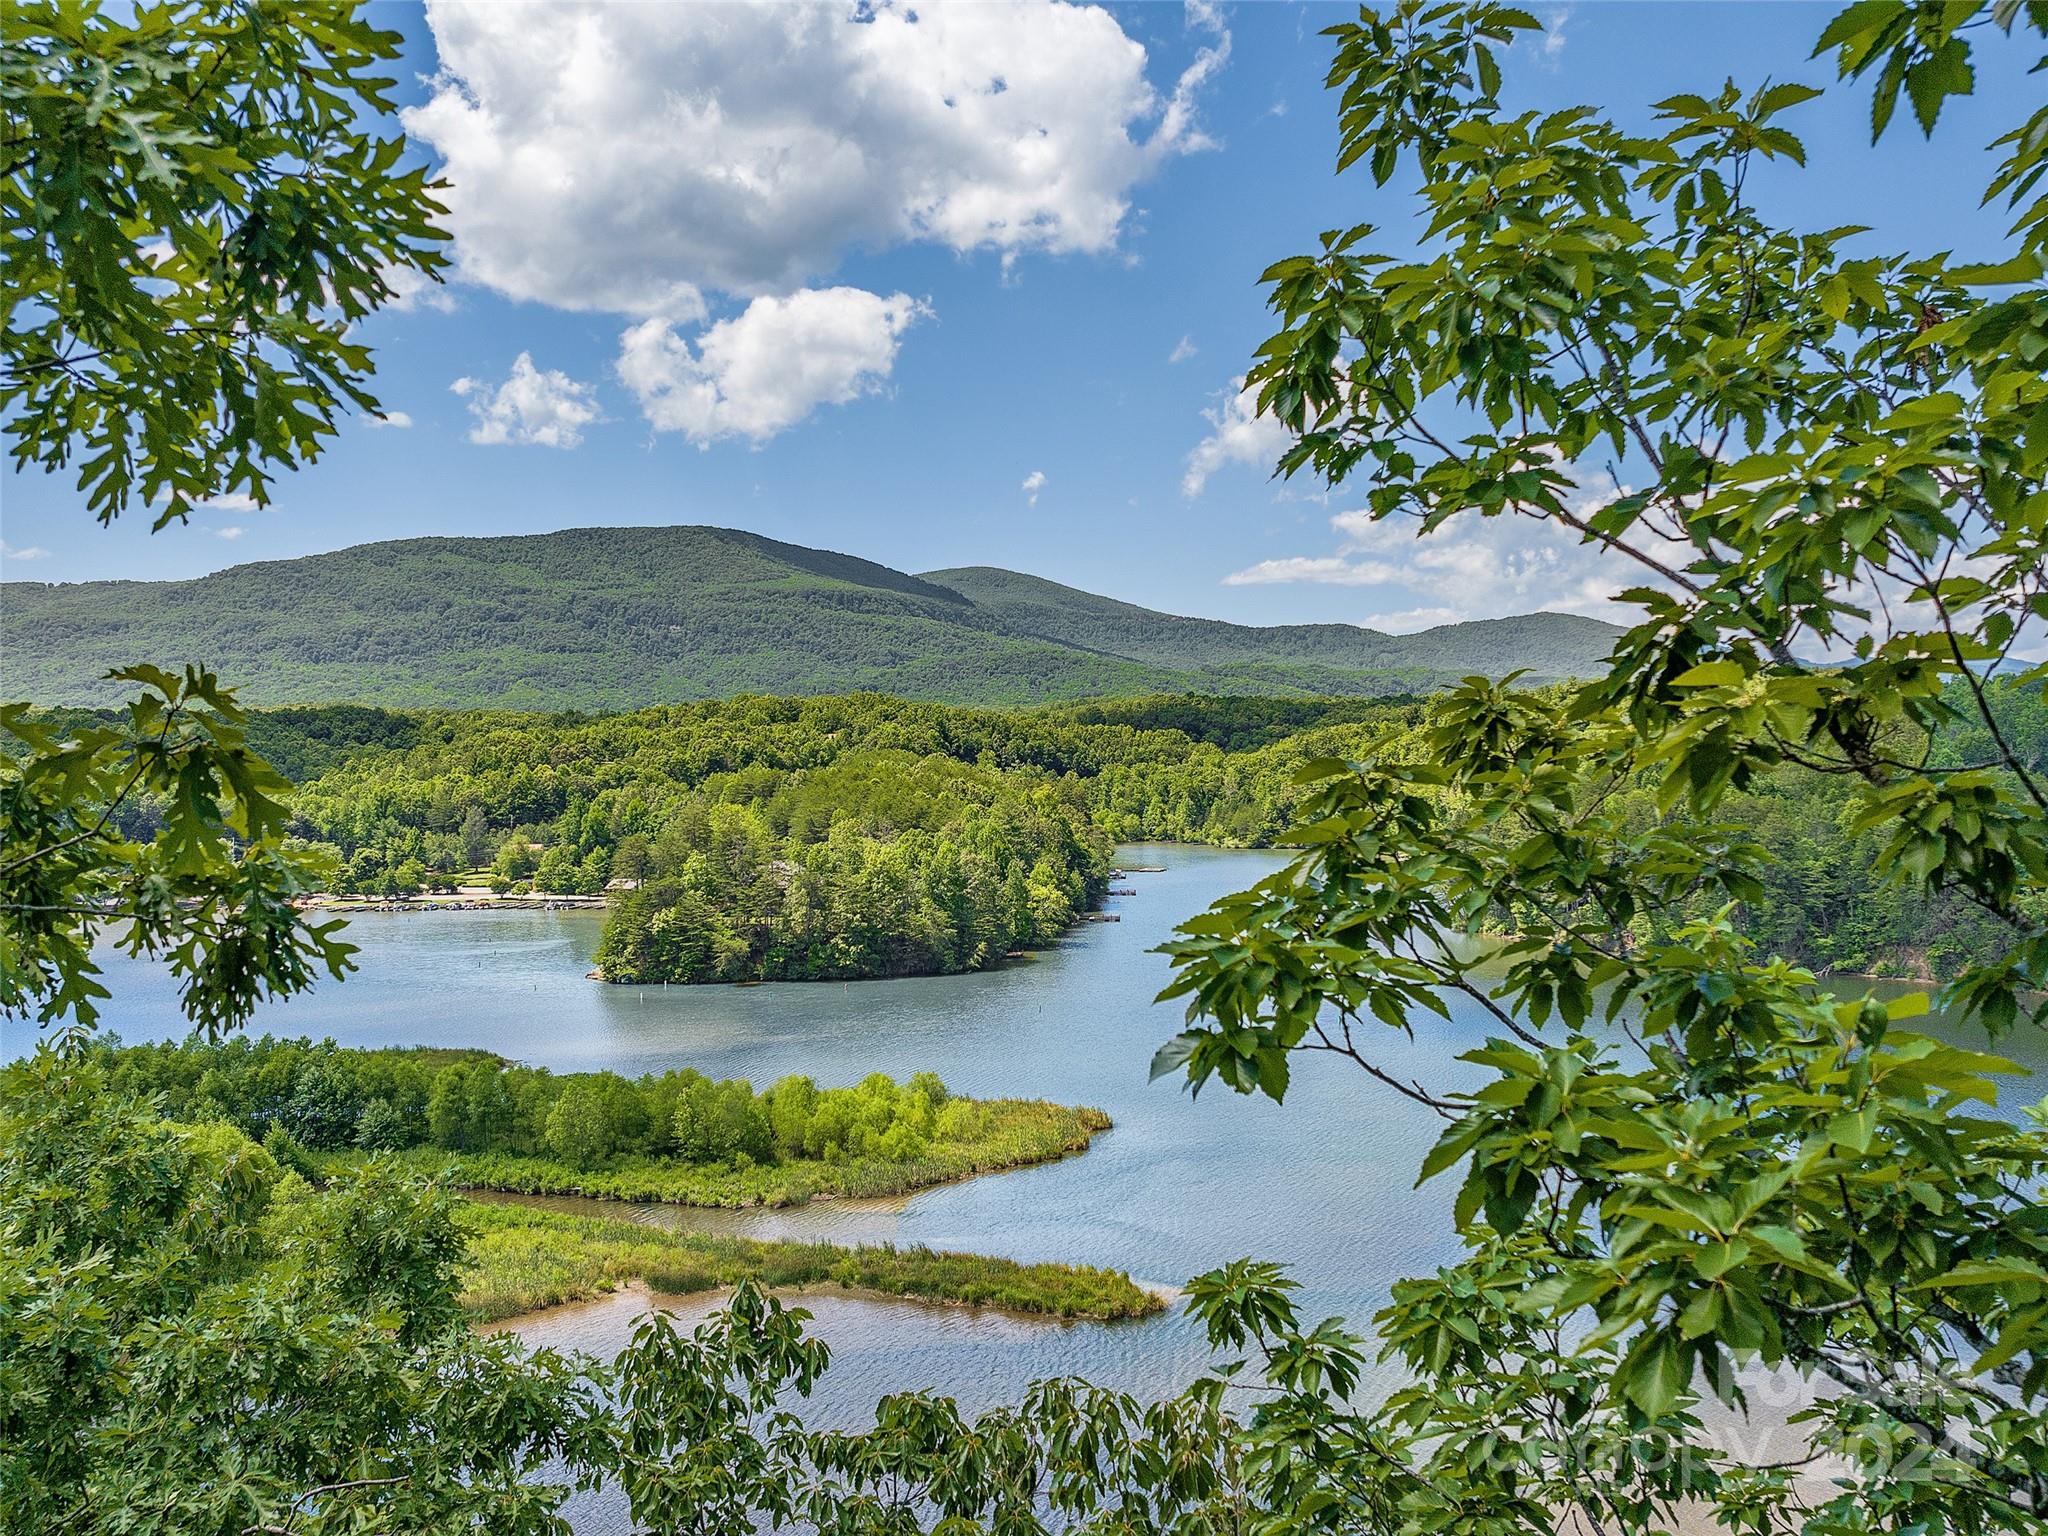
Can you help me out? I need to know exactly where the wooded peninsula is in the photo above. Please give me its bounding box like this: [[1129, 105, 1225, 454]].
[[93, 1035, 1111, 1209]]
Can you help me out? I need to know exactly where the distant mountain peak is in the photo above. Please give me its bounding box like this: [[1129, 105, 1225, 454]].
[[3, 524, 1620, 710]]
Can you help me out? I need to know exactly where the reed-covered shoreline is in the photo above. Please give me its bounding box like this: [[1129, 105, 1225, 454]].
[[459, 1199, 1165, 1324], [309, 1099, 1111, 1208]]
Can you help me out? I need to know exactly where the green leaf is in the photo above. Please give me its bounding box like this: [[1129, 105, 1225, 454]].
[[1672, 660, 1747, 688], [1150, 1032, 1203, 1083]]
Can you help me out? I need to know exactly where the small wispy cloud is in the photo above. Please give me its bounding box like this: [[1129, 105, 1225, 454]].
[[150, 490, 263, 513], [1169, 335, 1197, 364], [1183, 376, 1292, 497], [364, 410, 414, 430], [1, 541, 50, 562], [214, 526, 245, 540], [1156, 0, 1232, 157], [453, 353, 600, 449], [1223, 554, 1400, 588], [1022, 469, 1047, 506]]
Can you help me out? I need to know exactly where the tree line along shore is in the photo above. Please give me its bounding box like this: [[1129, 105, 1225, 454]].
[[82, 1035, 1142, 1323], [96, 1035, 1112, 1206], [86, 685, 2038, 986], [33, 682, 2042, 986]]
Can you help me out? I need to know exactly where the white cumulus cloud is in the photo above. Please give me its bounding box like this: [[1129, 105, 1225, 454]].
[[404, 0, 1229, 317], [452, 353, 601, 448], [617, 288, 925, 447], [364, 410, 414, 430], [1022, 469, 1047, 505], [1182, 377, 1292, 497]]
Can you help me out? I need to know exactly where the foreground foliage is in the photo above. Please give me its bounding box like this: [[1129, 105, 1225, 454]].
[[1148, 3, 2048, 1531], [0, 12, 595, 1531], [1, 0, 447, 522], [1, 668, 356, 1035], [0, 1051, 604, 1532], [0, 1057, 1157, 1523], [2, 0, 438, 1036]]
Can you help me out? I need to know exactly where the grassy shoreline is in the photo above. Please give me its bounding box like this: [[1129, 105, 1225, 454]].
[[308, 1099, 1110, 1208], [459, 1199, 1165, 1324]]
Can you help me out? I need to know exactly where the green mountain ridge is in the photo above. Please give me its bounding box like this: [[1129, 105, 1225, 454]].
[[920, 565, 1626, 676], [1, 524, 1622, 709]]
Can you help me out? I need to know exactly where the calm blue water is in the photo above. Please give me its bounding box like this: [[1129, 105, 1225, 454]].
[[17, 844, 2045, 1531], [18, 848, 1490, 1392]]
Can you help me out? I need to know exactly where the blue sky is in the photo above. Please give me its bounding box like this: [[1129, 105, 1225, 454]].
[[2, 1, 2036, 630]]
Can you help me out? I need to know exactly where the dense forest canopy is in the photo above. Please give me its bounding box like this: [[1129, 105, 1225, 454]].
[[590, 749, 1111, 983], [231, 690, 1422, 877], [60, 682, 2038, 985]]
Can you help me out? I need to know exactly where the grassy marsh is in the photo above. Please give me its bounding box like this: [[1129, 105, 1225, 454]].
[[458, 1198, 1164, 1323]]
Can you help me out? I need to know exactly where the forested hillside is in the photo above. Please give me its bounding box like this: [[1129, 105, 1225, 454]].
[[118, 685, 2048, 986], [241, 690, 1416, 891], [0, 524, 1621, 708]]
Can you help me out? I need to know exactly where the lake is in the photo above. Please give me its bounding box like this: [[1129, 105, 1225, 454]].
[[22, 843, 2048, 1530], [26, 847, 1485, 1387]]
